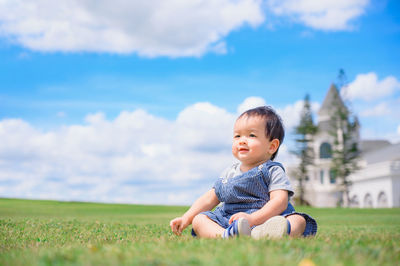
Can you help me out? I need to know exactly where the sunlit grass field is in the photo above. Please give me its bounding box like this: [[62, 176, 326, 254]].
[[1, 198, 399, 265]]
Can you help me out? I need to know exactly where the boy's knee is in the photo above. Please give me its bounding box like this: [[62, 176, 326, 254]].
[[286, 214, 306, 237], [192, 214, 206, 231]]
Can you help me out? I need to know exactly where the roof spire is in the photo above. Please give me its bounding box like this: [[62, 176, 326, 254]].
[[318, 83, 346, 122]]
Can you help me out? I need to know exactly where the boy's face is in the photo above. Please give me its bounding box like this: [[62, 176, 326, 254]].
[[232, 115, 279, 169]]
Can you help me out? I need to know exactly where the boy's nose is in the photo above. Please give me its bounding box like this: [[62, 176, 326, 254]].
[[239, 137, 247, 144]]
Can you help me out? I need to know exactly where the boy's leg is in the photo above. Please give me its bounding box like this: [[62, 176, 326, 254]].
[[192, 214, 225, 238], [286, 214, 306, 237], [251, 214, 307, 239]]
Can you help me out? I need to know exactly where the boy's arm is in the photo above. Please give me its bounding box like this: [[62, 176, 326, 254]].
[[170, 189, 220, 235], [248, 189, 288, 226], [228, 189, 288, 227], [182, 188, 220, 222]]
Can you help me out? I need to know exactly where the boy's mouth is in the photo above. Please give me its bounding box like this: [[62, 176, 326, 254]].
[[238, 148, 249, 152]]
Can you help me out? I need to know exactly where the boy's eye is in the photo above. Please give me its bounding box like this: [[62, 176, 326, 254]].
[[234, 134, 240, 138], [249, 134, 256, 137]]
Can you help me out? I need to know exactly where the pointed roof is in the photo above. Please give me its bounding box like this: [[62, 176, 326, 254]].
[[318, 83, 346, 117]]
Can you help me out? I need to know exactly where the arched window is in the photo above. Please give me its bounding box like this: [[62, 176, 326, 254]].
[[364, 193, 373, 208], [377, 191, 388, 208], [350, 195, 359, 207], [320, 142, 332, 158]]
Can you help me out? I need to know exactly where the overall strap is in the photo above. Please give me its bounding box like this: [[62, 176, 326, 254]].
[[258, 160, 285, 174], [257, 161, 285, 189]]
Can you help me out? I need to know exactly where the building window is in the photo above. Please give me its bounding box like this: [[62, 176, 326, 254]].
[[329, 170, 336, 184], [320, 170, 324, 184], [364, 193, 373, 208], [377, 191, 388, 208], [320, 142, 332, 159], [350, 195, 359, 207]]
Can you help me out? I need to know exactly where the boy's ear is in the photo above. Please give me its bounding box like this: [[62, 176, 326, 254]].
[[268, 139, 280, 154]]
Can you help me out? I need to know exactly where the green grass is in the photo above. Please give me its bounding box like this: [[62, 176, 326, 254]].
[[1, 198, 399, 265]]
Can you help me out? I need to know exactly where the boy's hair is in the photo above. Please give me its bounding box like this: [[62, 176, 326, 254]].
[[238, 106, 285, 161]]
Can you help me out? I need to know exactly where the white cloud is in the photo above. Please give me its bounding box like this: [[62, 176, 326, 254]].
[[0, 99, 311, 205], [0, 0, 373, 57], [177, 102, 235, 151], [360, 102, 390, 117], [337, 72, 400, 143], [0, 0, 264, 57], [360, 126, 400, 144], [0, 103, 238, 205], [276, 100, 304, 130], [342, 72, 400, 101], [275, 144, 298, 166], [237, 96, 266, 114], [276, 100, 320, 130], [267, 0, 370, 31]]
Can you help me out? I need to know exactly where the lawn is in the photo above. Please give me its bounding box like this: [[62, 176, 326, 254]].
[[0, 198, 399, 265]]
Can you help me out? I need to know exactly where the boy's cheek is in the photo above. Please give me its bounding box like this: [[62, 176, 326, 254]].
[[231, 145, 237, 154]]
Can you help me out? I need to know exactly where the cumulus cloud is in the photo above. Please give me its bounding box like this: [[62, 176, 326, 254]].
[[342, 72, 400, 101], [267, 0, 370, 31], [0, 0, 264, 57], [236, 96, 266, 114], [0, 98, 312, 204], [274, 143, 298, 166], [337, 72, 400, 142], [0, 0, 372, 56], [360, 102, 391, 117], [0, 103, 238, 205], [276, 100, 320, 130]]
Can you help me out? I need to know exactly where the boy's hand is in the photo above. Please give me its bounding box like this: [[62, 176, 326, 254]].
[[228, 212, 254, 226], [170, 217, 189, 236]]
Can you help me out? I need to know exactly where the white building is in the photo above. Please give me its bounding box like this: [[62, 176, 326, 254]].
[[297, 84, 400, 208]]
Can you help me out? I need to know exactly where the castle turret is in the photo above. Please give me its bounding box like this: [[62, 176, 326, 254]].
[[318, 83, 345, 123]]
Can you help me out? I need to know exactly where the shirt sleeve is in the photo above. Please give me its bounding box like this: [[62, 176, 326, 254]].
[[268, 165, 294, 197]]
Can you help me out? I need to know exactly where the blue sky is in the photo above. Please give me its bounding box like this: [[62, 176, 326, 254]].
[[0, 0, 399, 204]]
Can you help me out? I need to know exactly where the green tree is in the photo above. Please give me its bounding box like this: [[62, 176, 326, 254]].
[[329, 74, 360, 207], [292, 94, 318, 205], [337, 68, 348, 89]]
